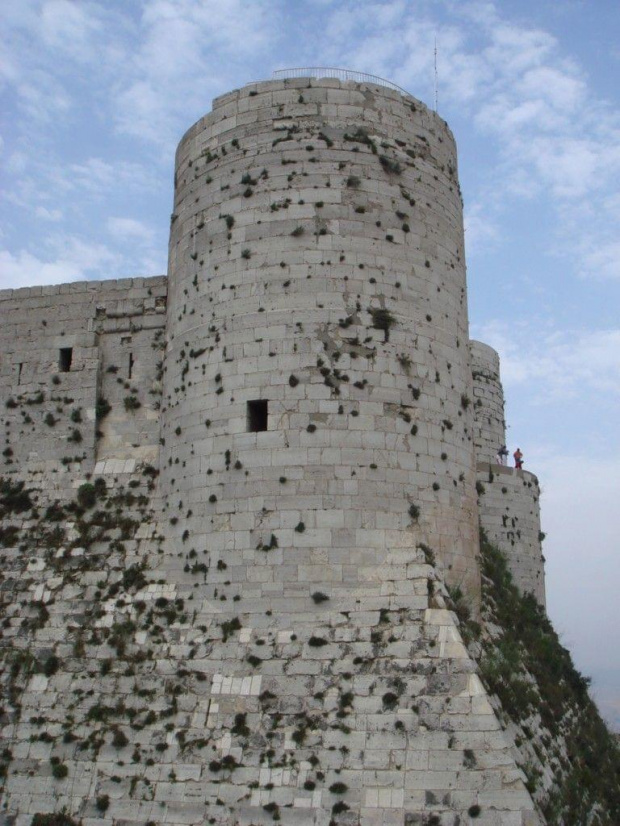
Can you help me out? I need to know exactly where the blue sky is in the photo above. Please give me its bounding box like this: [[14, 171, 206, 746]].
[[1, 0, 619, 729]]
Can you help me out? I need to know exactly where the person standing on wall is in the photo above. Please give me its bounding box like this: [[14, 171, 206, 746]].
[[497, 444, 509, 466], [513, 447, 523, 470]]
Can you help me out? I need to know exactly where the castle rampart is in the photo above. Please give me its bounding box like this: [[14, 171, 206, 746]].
[[0, 277, 166, 486]]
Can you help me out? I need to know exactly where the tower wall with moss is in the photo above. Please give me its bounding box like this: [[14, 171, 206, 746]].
[[160, 77, 480, 601], [470, 342, 546, 605], [477, 464, 546, 606]]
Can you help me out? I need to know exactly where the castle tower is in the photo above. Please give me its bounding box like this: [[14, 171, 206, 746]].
[[160, 74, 480, 601], [470, 340, 546, 605]]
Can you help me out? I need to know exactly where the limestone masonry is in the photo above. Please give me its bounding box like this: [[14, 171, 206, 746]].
[[1, 77, 548, 824]]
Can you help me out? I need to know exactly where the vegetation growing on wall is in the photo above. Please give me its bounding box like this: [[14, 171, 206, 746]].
[[472, 532, 620, 825]]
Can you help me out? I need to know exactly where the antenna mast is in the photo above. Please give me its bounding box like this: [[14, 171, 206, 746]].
[[434, 36, 438, 112]]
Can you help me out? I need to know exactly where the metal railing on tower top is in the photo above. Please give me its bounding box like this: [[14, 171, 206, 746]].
[[270, 67, 410, 96]]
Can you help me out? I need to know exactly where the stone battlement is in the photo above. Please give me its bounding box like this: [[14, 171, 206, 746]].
[[0, 275, 167, 302]]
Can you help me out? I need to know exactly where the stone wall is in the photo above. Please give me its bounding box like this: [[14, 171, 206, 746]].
[[0, 474, 540, 826], [161, 76, 480, 601], [0, 277, 167, 488], [476, 464, 545, 606]]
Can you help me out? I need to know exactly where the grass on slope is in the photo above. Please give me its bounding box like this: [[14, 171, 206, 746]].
[[475, 532, 620, 826]]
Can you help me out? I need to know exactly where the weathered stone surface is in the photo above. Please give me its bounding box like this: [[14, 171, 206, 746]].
[[0, 77, 548, 825], [470, 341, 545, 605]]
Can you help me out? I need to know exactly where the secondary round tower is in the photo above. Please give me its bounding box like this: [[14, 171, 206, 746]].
[[160, 74, 480, 604], [470, 340, 506, 464]]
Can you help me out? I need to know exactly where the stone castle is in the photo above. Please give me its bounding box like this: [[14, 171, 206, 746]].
[[1, 74, 549, 824]]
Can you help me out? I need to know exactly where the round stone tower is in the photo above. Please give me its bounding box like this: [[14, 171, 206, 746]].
[[160, 75, 479, 604], [470, 339, 506, 463]]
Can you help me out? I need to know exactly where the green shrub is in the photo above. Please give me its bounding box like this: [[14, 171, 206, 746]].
[[112, 729, 128, 749], [0, 477, 33, 516], [95, 397, 111, 419], [32, 814, 80, 826], [231, 713, 250, 738], [379, 155, 402, 174], [369, 307, 396, 341], [77, 483, 96, 509], [382, 692, 398, 709], [220, 617, 241, 642], [43, 655, 60, 677], [124, 395, 141, 411], [95, 795, 110, 813], [51, 762, 68, 780]]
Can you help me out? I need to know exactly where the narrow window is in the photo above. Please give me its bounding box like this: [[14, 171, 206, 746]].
[[17, 363, 23, 385], [247, 399, 268, 432], [59, 348, 73, 372], [128, 352, 134, 379]]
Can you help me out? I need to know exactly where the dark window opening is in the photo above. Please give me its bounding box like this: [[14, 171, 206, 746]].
[[59, 348, 73, 372], [247, 399, 268, 432], [17, 363, 23, 385], [128, 352, 134, 379]]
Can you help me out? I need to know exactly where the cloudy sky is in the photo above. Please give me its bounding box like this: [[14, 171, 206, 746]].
[[1, 0, 619, 728]]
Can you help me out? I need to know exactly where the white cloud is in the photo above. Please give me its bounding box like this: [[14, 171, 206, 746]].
[[35, 206, 63, 221], [464, 202, 499, 256], [6, 156, 160, 218], [0, 224, 167, 292], [0, 0, 120, 123], [107, 217, 155, 244], [310, 2, 620, 284], [579, 241, 620, 281], [538, 452, 620, 730], [0, 237, 120, 289], [112, 0, 278, 146], [473, 321, 620, 400], [38, 0, 104, 61]]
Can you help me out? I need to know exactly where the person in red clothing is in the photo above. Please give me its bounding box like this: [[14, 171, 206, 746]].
[[513, 447, 523, 469]]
